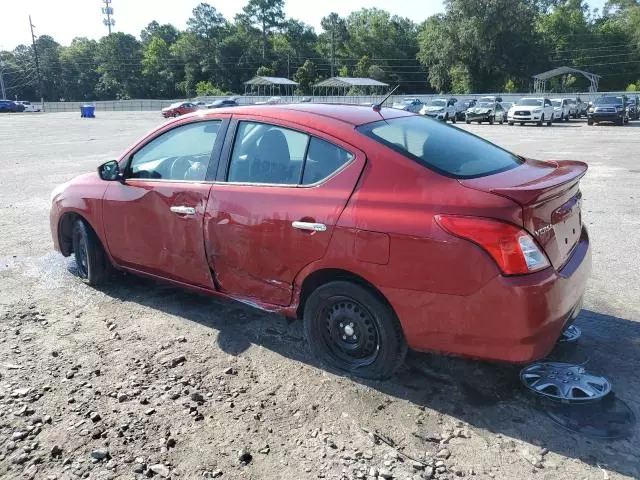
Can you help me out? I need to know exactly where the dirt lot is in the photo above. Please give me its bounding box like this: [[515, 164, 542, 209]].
[[1, 112, 639, 480]]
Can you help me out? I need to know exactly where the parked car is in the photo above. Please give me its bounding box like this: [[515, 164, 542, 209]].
[[206, 99, 239, 109], [255, 96, 282, 105], [587, 95, 629, 126], [0, 100, 25, 112], [420, 97, 457, 123], [464, 96, 505, 124], [565, 98, 579, 118], [392, 97, 424, 113], [626, 95, 639, 120], [576, 97, 589, 117], [50, 104, 591, 380], [550, 98, 571, 122], [455, 99, 476, 121], [161, 102, 199, 118], [16, 100, 43, 112], [507, 97, 554, 126]]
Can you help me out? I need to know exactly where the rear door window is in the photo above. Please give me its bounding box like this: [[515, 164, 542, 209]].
[[358, 116, 523, 179]]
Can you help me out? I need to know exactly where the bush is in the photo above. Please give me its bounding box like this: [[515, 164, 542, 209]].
[[195, 81, 226, 97]]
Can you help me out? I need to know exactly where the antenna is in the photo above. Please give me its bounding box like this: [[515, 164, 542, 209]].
[[102, 0, 115, 34], [372, 85, 399, 112]]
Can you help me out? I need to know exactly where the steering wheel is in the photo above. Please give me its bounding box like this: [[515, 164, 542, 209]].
[[169, 156, 192, 180]]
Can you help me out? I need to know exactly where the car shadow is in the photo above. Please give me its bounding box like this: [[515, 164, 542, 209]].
[[96, 272, 639, 478]]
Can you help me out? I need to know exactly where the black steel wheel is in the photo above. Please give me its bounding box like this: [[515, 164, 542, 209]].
[[71, 219, 110, 286], [303, 281, 407, 380]]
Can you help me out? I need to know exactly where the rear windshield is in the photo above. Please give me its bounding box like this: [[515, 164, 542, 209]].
[[358, 116, 523, 179]]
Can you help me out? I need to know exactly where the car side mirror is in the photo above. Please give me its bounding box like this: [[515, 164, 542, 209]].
[[98, 160, 122, 182]]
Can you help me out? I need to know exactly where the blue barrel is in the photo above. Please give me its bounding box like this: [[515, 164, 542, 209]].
[[80, 105, 95, 118]]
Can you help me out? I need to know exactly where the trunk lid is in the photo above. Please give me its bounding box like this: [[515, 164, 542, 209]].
[[460, 158, 587, 270]]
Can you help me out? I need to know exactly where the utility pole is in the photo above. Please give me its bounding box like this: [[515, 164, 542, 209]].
[[102, 0, 115, 34], [330, 23, 335, 77], [29, 16, 44, 107], [0, 56, 7, 100], [287, 53, 290, 78]]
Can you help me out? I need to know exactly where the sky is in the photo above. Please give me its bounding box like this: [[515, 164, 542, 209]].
[[1, 0, 608, 51]]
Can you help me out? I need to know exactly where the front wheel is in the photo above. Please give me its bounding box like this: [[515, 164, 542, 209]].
[[587, 118, 594, 125], [72, 219, 110, 286], [489, 116, 494, 125], [508, 121, 514, 126], [303, 281, 407, 380], [465, 119, 471, 124], [451, 115, 456, 124], [537, 114, 544, 126]]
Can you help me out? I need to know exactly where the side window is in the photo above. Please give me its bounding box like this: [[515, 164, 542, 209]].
[[228, 122, 309, 185], [302, 138, 353, 185], [129, 121, 220, 181]]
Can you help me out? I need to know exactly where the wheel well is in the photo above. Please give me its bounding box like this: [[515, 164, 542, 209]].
[[296, 268, 395, 320], [58, 212, 91, 257]]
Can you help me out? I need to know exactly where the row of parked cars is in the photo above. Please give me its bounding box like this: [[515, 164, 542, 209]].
[[0, 100, 42, 113], [393, 94, 640, 126]]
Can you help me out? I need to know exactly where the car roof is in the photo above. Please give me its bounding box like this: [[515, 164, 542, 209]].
[[190, 103, 413, 126]]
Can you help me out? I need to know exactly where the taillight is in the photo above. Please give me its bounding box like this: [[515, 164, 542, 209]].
[[435, 215, 550, 275]]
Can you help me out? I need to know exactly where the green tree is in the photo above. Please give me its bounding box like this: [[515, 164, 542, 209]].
[[142, 37, 176, 98], [59, 38, 100, 101], [95, 33, 143, 99], [237, 0, 286, 59], [140, 21, 179, 45], [195, 81, 227, 96], [319, 13, 348, 76], [293, 59, 316, 94]]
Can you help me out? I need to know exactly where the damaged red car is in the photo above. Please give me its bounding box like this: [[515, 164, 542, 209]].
[[50, 104, 591, 379]]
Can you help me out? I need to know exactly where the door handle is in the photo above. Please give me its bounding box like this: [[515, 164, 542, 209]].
[[170, 205, 196, 215], [292, 221, 327, 232]]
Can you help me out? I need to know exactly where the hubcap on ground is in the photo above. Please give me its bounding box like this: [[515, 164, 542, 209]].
[[322, 297, 379, 367], [559, 324, 581, 343], [520, 362, 611, 402]]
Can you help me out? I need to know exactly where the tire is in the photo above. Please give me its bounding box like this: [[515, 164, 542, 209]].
[[587, 118, 594, 125], [465, 119, 471, 124], [537, 115, 544, 126], [520, 122, 525, 126], [616, 118, 623, 126], [547, 118, 552, 126], [71, 219, 110, 286], [489, 116, 494, 125], [508, 121, 514, 126], [303, 281, 407, 380], [451, 115, 456, 124]]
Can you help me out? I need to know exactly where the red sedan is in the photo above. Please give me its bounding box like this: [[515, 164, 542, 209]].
[[161, 101, 199, 118], [50, 105, 591, 379]]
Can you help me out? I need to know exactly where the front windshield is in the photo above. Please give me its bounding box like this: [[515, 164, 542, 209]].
[[519, 99, 543, 106], [476, 102, 492, 108], [401, 99, 415, 105], [551, 100, 561, 107], [594, 96, 622, 105], [477, 97, 494, 103], [431, 99, 447, 107]]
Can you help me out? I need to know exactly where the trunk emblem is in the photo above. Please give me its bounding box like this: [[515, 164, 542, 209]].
[[534, 224, 553, 237]]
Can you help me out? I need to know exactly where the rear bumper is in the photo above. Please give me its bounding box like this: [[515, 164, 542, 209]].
[[384, 226, 591, 363]]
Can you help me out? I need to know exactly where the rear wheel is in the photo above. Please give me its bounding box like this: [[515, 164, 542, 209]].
[[71, 219, 110, 286], [303, 281, 407, 380]]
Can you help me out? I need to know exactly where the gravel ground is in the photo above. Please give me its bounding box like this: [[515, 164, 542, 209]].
[[0, 112, 638, 480]]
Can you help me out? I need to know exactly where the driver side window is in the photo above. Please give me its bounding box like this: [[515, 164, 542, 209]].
[[129, 121, 220, 181]]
